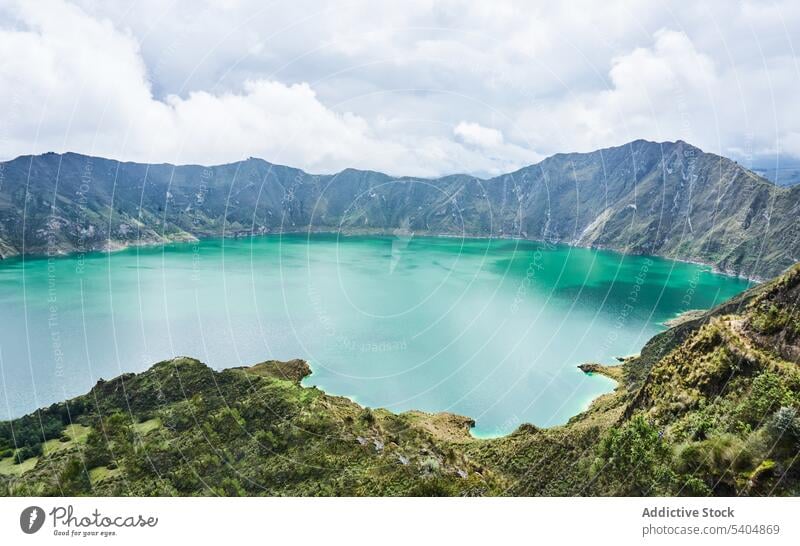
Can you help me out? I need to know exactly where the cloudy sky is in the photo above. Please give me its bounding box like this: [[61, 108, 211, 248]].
[[0, 0, 798, 177]]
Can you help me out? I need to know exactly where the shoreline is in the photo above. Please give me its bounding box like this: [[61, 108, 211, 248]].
[[0, 228, 764, 283], [2, 354, 627, 443], [0, 231, 747, 431]]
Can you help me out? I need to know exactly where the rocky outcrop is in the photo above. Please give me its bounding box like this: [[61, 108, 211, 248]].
[[244, 359, 312, 383], [578, 363, 623, 381]]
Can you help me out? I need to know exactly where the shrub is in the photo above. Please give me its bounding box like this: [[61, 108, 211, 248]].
[[216, 477, 246, 496], [594, 414, 671, 495], [254, 429, 285, 454], [682, 411, 717, 441], [12, 441, 44, 463], [359, 408, 376, 426], [421, 457, 441, 474], [750, 304, 784, 334], [750, 303, 800, 337], [408, 478, 453, 496], [160, 400, 199, 432], [704, 434, 752, 473], [765, 407, 800, 448], [83, 430, 112, 468], [737, 372, 795, 427], [676, 475, 712, 496], [673, 434, 752, 494], [57, 457, 92, 495]]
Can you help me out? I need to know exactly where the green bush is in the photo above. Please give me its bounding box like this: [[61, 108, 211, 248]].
[[737, 372, 795, 427], [254, 429, 285, 454], [359, 408, 376, 426], [750, 303, 800, 337], [57, 458, 92, 495], [673, 434, 752, 494], [13, 442, 43, 464], [408, 478, 454, 497], [83, 430, 113, 468], [750, 304, 784, 334], [676, 475, 712, 496], [594, 414, 671, 495], [765, 407, 800, 448]]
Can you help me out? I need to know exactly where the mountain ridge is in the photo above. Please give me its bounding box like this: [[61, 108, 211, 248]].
[[1, 139, 798, 279], [0, 138, 700, 176]]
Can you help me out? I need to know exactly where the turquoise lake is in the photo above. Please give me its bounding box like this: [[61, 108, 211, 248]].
[[0, 234, 752, 436]]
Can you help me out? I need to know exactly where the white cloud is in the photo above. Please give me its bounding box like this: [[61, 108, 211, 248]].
[[0, 0, 530, 176], [513, 28, 800, 161], [512, 30, 718, 151], [454, 121, 504, 148], [1, 0, 799, 175]]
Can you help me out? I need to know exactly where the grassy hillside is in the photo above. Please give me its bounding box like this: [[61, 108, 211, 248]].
[[1, 265, 799, 497], [472, 264, 800, 496], [0, 358, 501, 496], [1, 140, 798, 279]]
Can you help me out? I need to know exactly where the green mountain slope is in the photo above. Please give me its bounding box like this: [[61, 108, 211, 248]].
[[472, 263, 800, 496], [0, 358, 500, 496], [1, 140, 798, 279], [2, 264, 798, 496]]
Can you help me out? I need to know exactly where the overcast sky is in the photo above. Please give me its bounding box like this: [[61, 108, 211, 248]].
[[1, 0, 798, 176]]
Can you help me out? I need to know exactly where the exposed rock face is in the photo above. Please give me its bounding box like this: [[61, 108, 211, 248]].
[[244, 359, 312, 383], [578, 363, 605, 374], [578, 363, 624, 381], [1, 140, 798, 278]]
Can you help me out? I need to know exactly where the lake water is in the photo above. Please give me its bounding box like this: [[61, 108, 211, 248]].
[[0, 234, 751, 436]]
